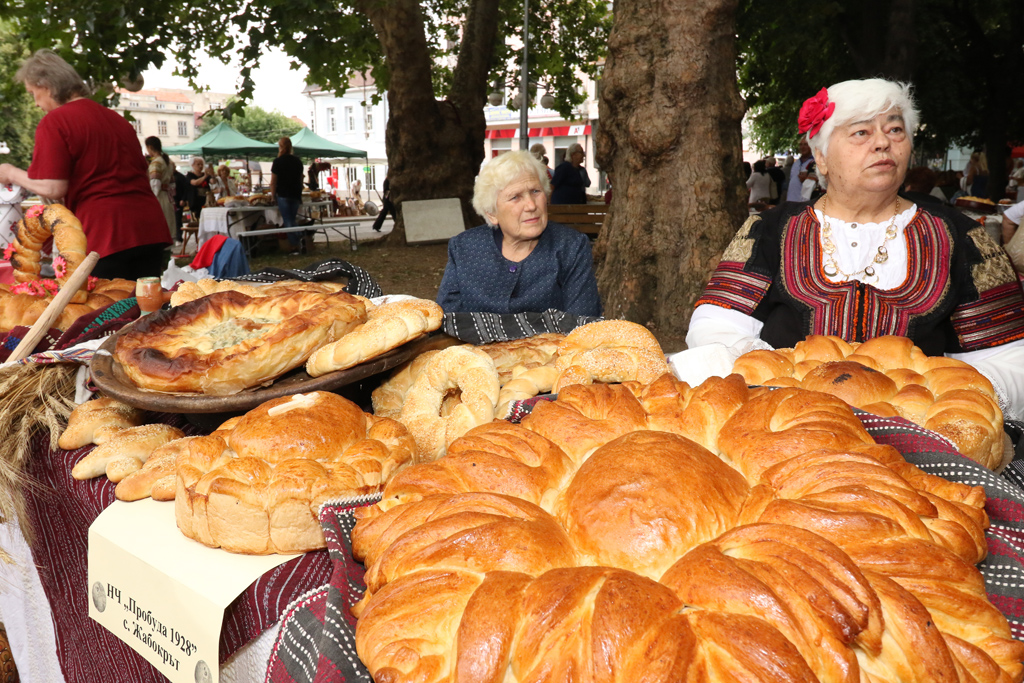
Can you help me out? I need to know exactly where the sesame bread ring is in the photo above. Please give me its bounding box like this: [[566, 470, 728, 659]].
[[398, 346, 500, 461], [553, 320, 669, 392]]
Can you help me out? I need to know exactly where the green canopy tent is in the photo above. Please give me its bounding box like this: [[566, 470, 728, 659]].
[[163, 122, 279, 157], [289, 128, 367, 159]]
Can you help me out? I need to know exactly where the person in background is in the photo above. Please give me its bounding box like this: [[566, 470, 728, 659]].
[[172, 167, 188, 240], [550, 143, 589, 205], [745, 159, 774, 207], [685, 78, 1024, 418], [901, 166, 943, 206], [765, 157, 786, 205], [437, 150, 601, 316], [965, 151, 989, 198], [145, 136, 176, 239], [1009, 160, 1024, 202], [530, 143, 553, 179], [1001, 199, 1024, 246], [0, 49, 170, 279], [185, 157, 211, 219], [270, 136, 305, 254], [307, 161, 320, 191], [349, 177, 364, 212], [212, 165, 238, 200], [785, 139, 815, 203], [372, 173, 397, 232]]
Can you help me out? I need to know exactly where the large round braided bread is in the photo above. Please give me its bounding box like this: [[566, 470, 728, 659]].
[[731, 335, 1006, 469], [175, 391, 415, 554], [349, 375, 1022, 682]]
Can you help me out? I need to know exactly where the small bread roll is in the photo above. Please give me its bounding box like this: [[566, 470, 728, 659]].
[[71, 424, 184, 481], [59, 397, 145, 450]]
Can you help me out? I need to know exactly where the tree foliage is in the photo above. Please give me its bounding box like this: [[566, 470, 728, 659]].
[[0, 0, 610, 123], [0, 21, 43, 170], [737, 0, 1024, 197], [197, 97, 303, 143]]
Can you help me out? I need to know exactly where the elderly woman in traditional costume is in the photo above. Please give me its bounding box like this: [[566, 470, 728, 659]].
[[685, 78, 1024, 417], [436, 150, 601, 316]]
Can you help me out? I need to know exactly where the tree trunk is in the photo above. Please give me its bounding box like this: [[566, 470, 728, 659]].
[[595, 0, 747, 349], [358, 0, 499, 242]]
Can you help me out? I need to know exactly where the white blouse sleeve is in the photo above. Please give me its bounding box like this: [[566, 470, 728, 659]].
[[949, 339, 1024, 421], [685, 304, 765, 350]]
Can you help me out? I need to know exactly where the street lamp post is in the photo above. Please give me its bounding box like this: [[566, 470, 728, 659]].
[[519, 0, 529, 152]]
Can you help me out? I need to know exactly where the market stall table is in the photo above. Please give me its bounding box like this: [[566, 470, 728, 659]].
[[196, 202, 335, 246]]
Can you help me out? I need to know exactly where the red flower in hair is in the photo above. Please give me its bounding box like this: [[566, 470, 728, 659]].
[[798, 87, 835, 138]]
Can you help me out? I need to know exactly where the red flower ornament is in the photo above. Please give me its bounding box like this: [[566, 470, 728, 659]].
[[798, 87, 835, 138], [3, 243, 15, 261], [53, 255, 67, 279]]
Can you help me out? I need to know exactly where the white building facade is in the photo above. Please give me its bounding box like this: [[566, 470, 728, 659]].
[[483, 76, 605, 195], [303, 75, 389, 200]]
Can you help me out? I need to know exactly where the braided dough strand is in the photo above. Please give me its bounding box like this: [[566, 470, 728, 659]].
[[305, 298, 443, 377]]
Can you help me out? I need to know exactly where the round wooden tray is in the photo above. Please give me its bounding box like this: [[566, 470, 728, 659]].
[[90, 330, 460, 414]]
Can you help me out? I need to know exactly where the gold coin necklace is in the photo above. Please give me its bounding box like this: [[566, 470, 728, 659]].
[[820, 195, 900, 280]]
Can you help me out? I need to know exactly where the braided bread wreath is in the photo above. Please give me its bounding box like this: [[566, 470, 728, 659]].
[[349, 374, 1024, 682], [175, 391, 415, 554], [6, 204, 90, 302], [731, 335, 1006, 470], [114, 289, 367, 395]]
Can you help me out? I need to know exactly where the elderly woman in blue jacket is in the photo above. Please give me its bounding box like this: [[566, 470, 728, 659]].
[[436, 150, 602, 316]]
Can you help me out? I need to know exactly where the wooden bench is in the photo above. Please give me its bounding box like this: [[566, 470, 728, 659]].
[[547, 203, 608, 237]]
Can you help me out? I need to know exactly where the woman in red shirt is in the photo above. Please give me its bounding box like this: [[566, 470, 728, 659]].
[[0, 50, 171, 279]]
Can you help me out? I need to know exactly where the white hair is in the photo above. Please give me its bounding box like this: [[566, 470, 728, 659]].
[[472, 150, 551, 222], [807, 79, 919, 161]]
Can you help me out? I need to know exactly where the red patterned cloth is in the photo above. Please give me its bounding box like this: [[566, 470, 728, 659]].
[[263, 400, 1024, 683]]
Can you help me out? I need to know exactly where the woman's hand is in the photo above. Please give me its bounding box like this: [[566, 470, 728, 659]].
[[0, 163, 17, 184], [0, 164, 68, 199]]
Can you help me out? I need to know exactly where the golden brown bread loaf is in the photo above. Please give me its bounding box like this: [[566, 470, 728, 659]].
[[7, 204, 91, 303], [71, 423, 184, 482], [58, 396, 145, 450], [552, 319, 669, 391], [115, 290, 366, 394], [305, 298, 443, 377], [372, 333, 565, 423], [351, 377, 1023, 682], [397, 345, 500, 461], [730, 335, 1005, 469], [174, 391, 415, 554], [168, 278, 356, 308], [0, 277, 135, 334]]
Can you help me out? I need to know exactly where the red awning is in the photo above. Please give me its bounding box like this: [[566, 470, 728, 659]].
[[485, 125, 591, 139]]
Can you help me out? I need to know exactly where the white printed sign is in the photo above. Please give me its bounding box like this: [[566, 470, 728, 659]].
[[568, 125, 586, 136], [88, 499, 294, 682]]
